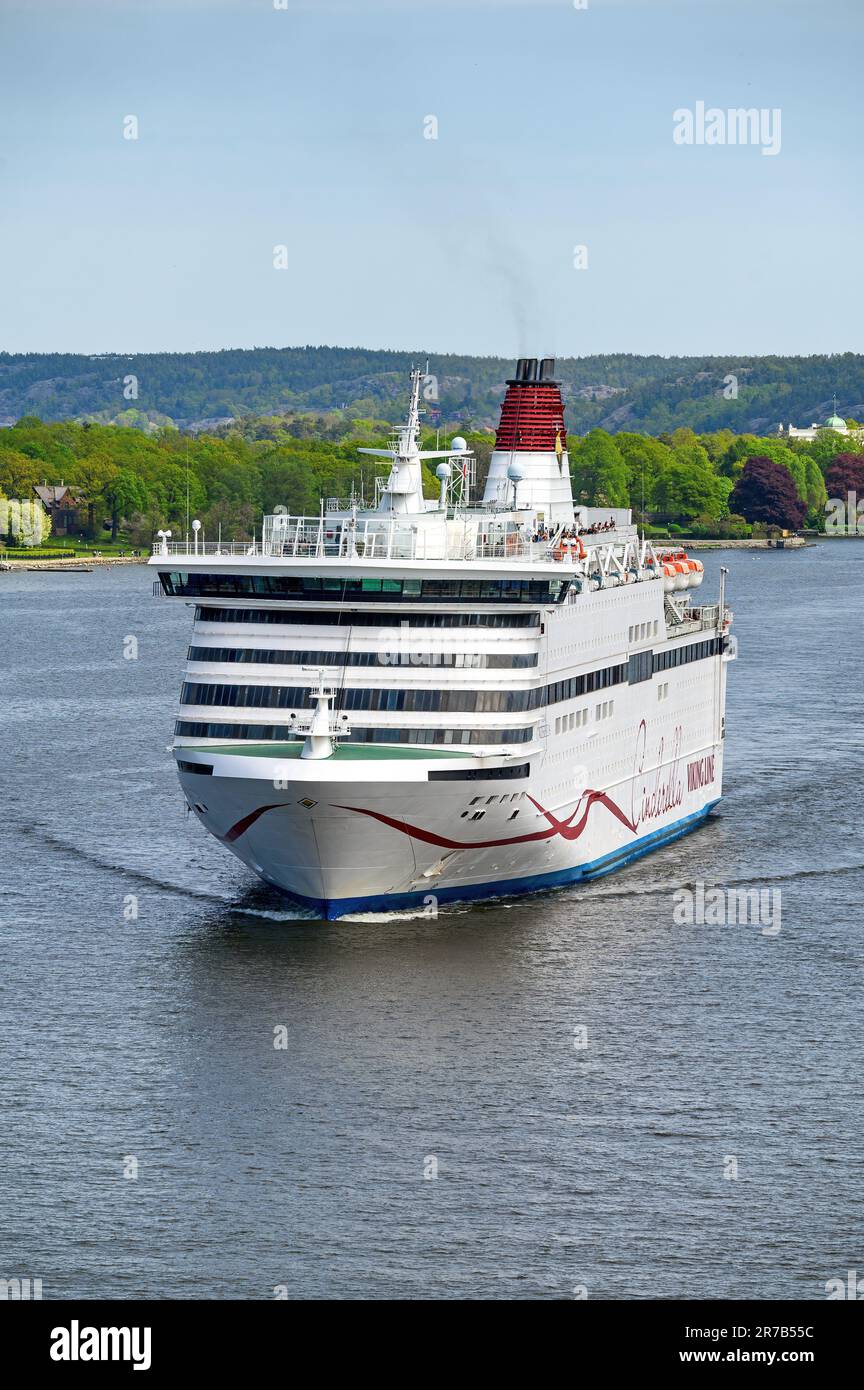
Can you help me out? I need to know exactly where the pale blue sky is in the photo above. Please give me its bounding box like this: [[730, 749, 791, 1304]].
[[1, 0, 861, 356]]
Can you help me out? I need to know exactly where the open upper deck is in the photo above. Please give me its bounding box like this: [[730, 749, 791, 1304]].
[[149, 509, 639, 571]]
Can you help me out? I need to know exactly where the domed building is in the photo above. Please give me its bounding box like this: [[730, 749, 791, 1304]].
[[778, 399, 861, 443]]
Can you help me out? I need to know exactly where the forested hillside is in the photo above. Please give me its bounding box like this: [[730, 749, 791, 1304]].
[[1, 346, 863, 437]]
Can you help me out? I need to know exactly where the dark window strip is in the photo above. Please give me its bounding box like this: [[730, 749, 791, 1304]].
[[187, 646, 538, 670], [174, 721, 534, 746], [179, 662, 628, 716], [628, 649, 654, 684], [162, 573, 569, 604], [194, 606, 540, 630], [652, 637, 722, 673], [428, 763, 530, 782]]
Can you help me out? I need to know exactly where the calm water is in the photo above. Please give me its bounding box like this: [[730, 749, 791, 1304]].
[[1, 545, 861, 1300]]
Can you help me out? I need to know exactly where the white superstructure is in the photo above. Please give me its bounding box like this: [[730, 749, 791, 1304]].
[[150, 359, 734, 919]]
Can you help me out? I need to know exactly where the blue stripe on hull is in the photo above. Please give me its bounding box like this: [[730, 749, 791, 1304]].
[[272, 799, 722, 921]]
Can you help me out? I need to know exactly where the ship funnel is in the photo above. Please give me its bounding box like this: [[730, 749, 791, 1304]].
[[483, 355, 574, 523], [509, 358, 540, 386]]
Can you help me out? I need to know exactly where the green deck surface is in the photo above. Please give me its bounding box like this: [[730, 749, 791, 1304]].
[[179, 742, 473, 760]]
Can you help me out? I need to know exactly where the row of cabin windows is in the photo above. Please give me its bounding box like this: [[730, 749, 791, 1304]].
[[554, 709, 589, 736], [555, 702, 613, 737], [194, 606, 541, 629], [173, 721, 534, 745], [163, 573, 569, 604], [187, 646, 538, 670], [180, 661, 629, 716], [182, 683, 539, 714], [629, 620, 659, 643]]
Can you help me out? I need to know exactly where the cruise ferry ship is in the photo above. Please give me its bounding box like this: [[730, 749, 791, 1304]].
[[150, 358, 734, 918]]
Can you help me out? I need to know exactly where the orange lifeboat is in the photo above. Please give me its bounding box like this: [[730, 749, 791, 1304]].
[[661, 548, 703, 589], [672, 560, 691, 591], [553, 537, 586, 561]]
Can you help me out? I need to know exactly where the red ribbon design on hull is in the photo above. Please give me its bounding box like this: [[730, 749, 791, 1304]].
[[326, 790, 636, 851], [211, 721, 689, 851], [222, 792, 635, 850], [222, 803, 283, 842]]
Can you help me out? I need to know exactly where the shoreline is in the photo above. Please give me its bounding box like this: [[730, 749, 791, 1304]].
[[663, 536, 815, 550], [0, 556, 150, 570]]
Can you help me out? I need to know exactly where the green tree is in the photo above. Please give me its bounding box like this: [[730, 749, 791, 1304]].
[[805, 430, 856, 465], [150, 461, 207, 527], [104, 469, 150, 540], [802, 455, 827, 523], [570, 429, 628, 506], [699, 428, 737, 462], [0, 447, 44, 497], [614, 434, 676, 515], [652, 459, 731, 522], [70, 453, 119, 538]]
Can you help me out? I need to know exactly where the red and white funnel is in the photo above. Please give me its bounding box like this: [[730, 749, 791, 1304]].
[[482, 357, 575, 523]]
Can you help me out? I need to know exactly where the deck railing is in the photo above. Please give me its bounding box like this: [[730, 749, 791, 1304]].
[[151, 516, 637, 567], [682, 603, 733, 631]]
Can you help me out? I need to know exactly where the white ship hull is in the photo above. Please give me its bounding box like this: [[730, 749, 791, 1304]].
[[178, 714, 725, 918]]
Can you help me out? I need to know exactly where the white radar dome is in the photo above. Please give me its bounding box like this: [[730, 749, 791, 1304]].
[[435, 461, 452, 480], [449, 436, 468, 453], [507, 462, 525, 482]]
